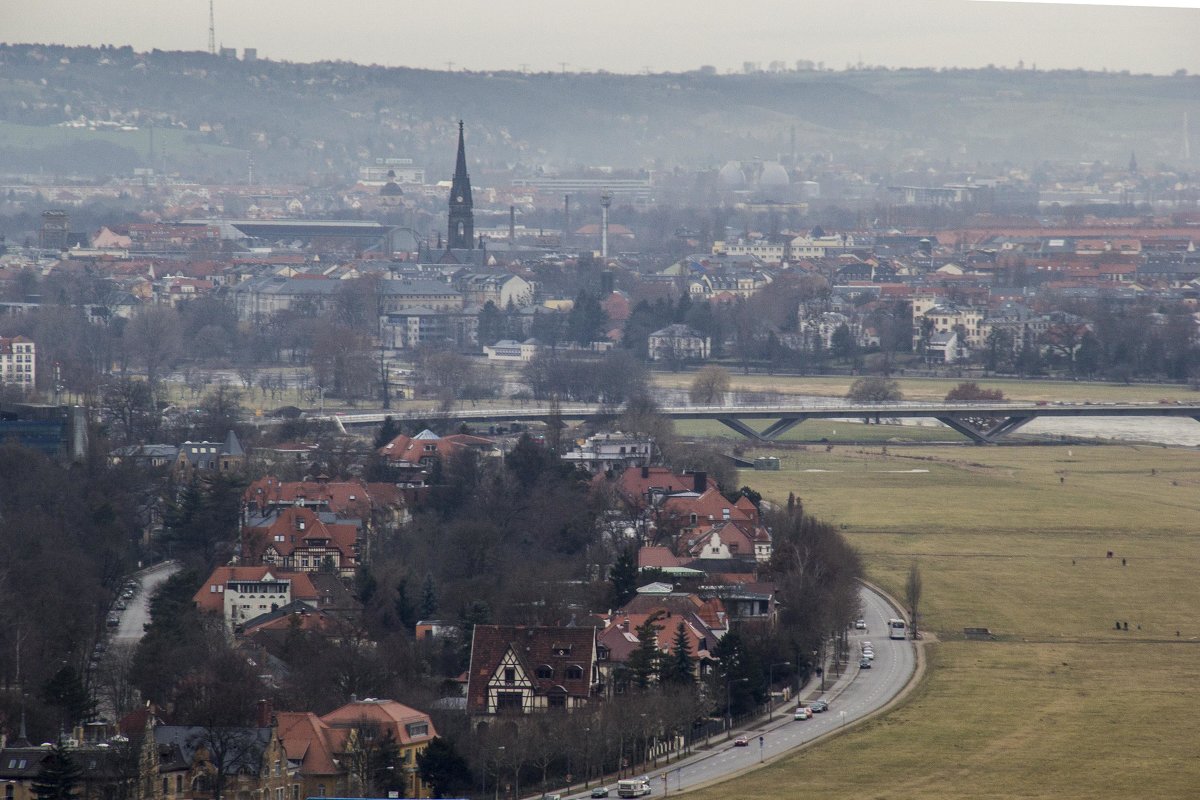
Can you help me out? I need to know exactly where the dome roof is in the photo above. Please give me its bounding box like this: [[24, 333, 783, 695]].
[[380, 181, 404, 196], [717, 161, 747, 188], [759, 162, 790, 187]]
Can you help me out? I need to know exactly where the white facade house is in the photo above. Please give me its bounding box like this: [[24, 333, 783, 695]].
[[483, 339, 540, 362], [0, 336, 35, 388], [561, 432, 653, 474], [647, 324, 710, 362]]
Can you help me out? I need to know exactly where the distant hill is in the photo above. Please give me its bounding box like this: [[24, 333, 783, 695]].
[[0, 43, 1195, 182]]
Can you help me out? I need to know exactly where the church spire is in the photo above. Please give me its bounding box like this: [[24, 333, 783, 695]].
[[448, 120, 475, 250]]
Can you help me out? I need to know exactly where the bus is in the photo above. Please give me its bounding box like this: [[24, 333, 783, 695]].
[[888, 618, 907, 639], [617, 778, 652, 798]]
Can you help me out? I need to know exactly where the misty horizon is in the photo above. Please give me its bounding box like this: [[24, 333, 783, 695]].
[[4, 0, 1200, 76]]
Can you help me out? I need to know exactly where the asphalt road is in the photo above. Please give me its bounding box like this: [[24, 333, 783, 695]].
[[113, 560, 180, 644], [569, 584, 916, 798]]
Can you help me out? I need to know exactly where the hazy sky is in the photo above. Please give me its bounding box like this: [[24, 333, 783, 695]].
[[4, 0, 1200, 75]]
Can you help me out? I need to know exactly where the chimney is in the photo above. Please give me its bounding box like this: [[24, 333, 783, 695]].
[[255, 699, 273, 728], [509, 205, 516, 243], [693, 471, 707, 494]]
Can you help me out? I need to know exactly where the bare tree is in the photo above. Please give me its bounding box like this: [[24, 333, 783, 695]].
[[126, 306, 182, 391], [688, 365, 731, 405], [905, 561, 922, 640]]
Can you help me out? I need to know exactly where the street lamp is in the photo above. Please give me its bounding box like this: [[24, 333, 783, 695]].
[[493, 746, 505, 800], [767, 661, 791, 721], [725, 676, 749, 739], [584, 726, 590, 789]]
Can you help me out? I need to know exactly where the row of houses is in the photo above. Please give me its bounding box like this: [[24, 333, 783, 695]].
[[0, 696, 438, 800]]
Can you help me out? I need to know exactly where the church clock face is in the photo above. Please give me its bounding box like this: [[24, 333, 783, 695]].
[[456, 195, 464, 202]]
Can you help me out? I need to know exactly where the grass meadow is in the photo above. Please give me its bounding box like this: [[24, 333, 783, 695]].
[[684, 442, 1200, 798]]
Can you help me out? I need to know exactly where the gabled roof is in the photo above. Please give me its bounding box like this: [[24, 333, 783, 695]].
[[154, 726, 273, 774], [467, 625, 597, 712], [275, 712, 340, 776], [243, 506, 358, 562], [193, 566, 319, 614]]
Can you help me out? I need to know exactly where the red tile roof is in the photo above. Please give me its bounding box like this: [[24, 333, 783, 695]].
[[242, 506, 358, 564], [319, 699, 438, 746], [193, 566, 319, 614]]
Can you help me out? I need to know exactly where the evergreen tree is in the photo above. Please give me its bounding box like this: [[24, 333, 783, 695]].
[[419, 572, 438, 619], [566, 289, 608, 346], [627, 613, 664, 689], [32, 742, 81, 800], [477, 301, 505, 346], [40, 665, 95, 729], [661, 621, 695, 686], [607, 546, 639, 610], [373, 415, 401, 449], [416, 737, 472, 799]]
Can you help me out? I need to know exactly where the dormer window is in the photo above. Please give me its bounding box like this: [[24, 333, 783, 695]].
[[566, 665, 584, 680], [297, 520, 306, 531], [536, 665, 553, 680], [552, 645, 572, 657]]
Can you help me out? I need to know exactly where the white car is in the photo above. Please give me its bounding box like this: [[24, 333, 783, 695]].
[[861, 641, 872, 651], [862, 649, 874, 660], [855, 618, 867, 629], [794, 706, 812, 720]]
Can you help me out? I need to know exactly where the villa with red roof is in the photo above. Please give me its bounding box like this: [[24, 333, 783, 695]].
[[241, 506, 360, 578], [466, 625, 600, 716], [276, 698, 437, 799], [193, 566, 320, 630]]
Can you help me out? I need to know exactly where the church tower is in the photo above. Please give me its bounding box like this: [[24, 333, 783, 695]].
[[448, 120, 474, 250]]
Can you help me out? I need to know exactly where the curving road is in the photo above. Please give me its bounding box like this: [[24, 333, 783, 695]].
[[567, 584, 916, 798]]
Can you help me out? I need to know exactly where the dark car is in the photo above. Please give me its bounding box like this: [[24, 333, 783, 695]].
[[860, 657, 872, 669], [809, 699, 829, 713], [590, 788, 610, 798], [733, 737, 749, 747]]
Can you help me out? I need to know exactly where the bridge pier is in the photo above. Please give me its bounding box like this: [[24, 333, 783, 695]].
[[715, 416, 808, 442]]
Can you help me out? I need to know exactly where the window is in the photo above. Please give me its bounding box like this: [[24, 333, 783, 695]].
[[163, 778, 169, 795], [8, 786, 17, 800], [503, 667, 516, 684], [405, 722, 429, 738], [548, 694, 566, 709], [535, 665, 553, 680], [566, 665, 584, 680], [496, 692, 522, 712]]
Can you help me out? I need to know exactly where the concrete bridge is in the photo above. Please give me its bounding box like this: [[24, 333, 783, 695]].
[[312, 401, 1200, 445]]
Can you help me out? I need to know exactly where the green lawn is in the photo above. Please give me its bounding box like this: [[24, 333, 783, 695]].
[[683, 443, 1200, 798]]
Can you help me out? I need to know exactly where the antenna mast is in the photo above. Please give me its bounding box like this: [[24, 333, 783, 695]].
[[208, 0, 216, 55]]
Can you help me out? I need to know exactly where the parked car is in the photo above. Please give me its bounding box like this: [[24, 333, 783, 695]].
[[733, 737, 749, 747], [862, 649, 874, 660], [794, 707, 812, 721], [855, 618, 867, 629], [106, 616, 119, 628], [860, 657, 872, 669], [591, 788, 610, 798], [861, 641, 872, 651], [809, 699, 829, 713]]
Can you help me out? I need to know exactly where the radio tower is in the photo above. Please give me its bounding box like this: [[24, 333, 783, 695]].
[[208, 0, 216, 55]]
